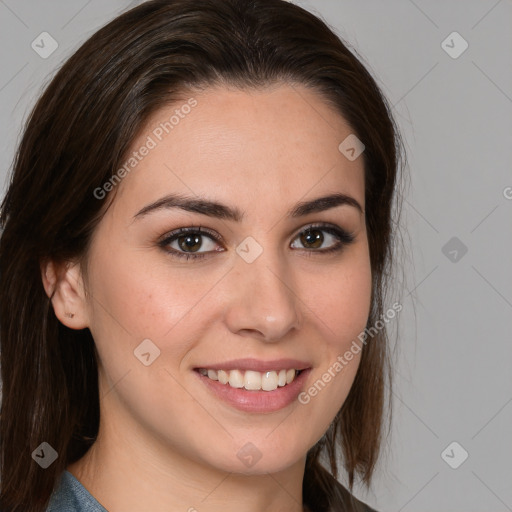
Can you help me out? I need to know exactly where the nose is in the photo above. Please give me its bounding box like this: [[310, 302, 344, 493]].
[[222, 247, 302, 342]]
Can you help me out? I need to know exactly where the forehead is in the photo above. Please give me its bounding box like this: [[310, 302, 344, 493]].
[[112, 83, 365, 217]]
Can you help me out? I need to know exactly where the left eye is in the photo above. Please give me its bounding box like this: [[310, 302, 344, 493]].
[[290, 226, 346, 251], [159, 224, 354, 261]]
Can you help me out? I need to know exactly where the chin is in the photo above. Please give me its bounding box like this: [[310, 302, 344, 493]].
[[198, 437, 309, 476]]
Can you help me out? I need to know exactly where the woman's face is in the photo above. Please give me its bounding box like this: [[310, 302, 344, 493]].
[[77, 83, 371, 475]]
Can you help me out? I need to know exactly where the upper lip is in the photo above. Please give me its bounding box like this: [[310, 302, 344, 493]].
[[194, 358, 311, 372]]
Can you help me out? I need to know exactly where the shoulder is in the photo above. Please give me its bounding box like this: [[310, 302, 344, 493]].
[[330, 477, 379, 512], [345, 494, 379, 512], [303, 462, 380, 512], [46, 470, 107, 512]]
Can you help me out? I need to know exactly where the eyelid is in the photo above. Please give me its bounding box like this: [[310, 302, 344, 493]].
[[290, 221, 349, 239], [157, 225, 222, 245], [159, 222, 351, 243]]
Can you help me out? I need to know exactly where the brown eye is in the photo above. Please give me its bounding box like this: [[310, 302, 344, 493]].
[[159, 227, 223, 260], [300, 228, 324, 249], [177, 233, 203, 252], [290, 224, 355, 254]]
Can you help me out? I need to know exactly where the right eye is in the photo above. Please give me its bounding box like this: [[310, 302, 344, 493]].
[[158, 226, 225, 261]]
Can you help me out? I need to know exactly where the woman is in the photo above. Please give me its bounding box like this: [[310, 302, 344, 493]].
[[0, 0, 405, 510]]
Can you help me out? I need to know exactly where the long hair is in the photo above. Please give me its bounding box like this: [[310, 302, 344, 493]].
[[0, 1, 405, 510]]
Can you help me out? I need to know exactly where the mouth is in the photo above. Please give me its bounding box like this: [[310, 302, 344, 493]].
[[192, 359, 312, 413]]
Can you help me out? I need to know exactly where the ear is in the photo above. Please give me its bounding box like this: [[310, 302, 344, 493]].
[[41, 259, 89, 329]]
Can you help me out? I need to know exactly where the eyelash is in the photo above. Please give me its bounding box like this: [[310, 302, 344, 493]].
[[158, 223, 355, 261]]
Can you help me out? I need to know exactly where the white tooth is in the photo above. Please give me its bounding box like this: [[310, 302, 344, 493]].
[[218, 370, 229, 384], [244, 370, 262, 390], [207, 369, 218, 381], [261, 371, 278, 391], [208, 368, 298, 390], [228, 369, 244, 388]]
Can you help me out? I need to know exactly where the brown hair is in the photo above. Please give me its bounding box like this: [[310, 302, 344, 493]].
[[0, 1, 405, 510]]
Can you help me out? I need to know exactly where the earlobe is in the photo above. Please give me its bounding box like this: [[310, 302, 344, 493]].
[[40, 259, 89, 329]]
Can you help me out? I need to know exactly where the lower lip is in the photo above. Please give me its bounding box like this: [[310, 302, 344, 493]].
[[195, 369, 311, 413]]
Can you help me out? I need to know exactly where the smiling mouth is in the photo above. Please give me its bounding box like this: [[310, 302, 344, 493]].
[[195, 368, 305, 392]]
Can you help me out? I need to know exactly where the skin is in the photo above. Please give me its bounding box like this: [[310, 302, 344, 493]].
[[42, 83, 372, 512]]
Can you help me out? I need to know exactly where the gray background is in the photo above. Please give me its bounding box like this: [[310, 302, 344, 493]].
[[1, 1, 511, 511]]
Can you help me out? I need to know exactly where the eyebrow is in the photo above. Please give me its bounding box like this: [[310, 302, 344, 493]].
[[133, 192, 363, 222]]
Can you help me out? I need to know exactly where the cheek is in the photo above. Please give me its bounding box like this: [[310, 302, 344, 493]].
[[84, 247, 220, 420], [302, 252, 372, 348], [292, 252, 371, 439], [86, 241, 219, 340], [319, 277, 370, 335]]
